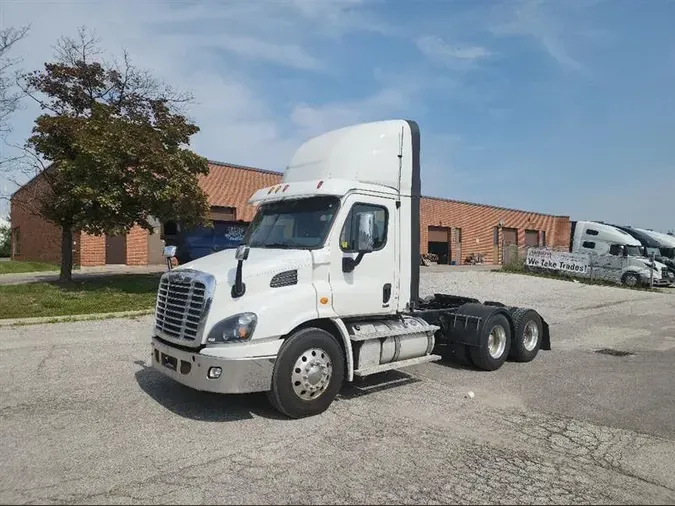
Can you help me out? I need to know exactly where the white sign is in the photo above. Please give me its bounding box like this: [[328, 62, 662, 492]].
[[526, 248, 590, 275]]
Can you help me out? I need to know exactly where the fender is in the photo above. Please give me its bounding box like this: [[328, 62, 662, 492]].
[[331, 318, 355, 382], [450, 303, 514, 348], [505, 306, 551, 351]]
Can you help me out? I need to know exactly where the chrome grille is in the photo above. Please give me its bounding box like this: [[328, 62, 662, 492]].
[[154, 270, 214, 345]]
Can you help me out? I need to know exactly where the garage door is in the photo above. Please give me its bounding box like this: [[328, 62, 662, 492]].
[[502, 228, 518, 245], [105, 234, 127, 264], [428, 226, 450, 242], [525, 230, 539, 247]]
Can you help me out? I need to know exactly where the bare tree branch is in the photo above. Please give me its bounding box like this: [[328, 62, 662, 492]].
[[0, 25, 30, 137]]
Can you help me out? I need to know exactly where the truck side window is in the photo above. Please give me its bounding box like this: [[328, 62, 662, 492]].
[[340, 203, 388, 252], [582, 241, 595, 249], [609, 244, 622, 256], [586, 229, 599, 236]]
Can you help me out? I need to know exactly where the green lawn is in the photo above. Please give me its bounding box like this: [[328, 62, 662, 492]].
[[0, 260, 61, 275], [0, 274, 161, 319]]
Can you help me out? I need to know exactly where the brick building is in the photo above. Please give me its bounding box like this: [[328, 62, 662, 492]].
[[10, 161, 570, 266]]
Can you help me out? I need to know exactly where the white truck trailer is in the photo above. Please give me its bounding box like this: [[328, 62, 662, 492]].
[[150, 120, 551, 418]]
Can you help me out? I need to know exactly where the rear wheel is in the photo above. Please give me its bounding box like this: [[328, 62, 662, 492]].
[[469, 313, 511, 371], [267, 327, 345, 419], [508, 308, 543, 362]]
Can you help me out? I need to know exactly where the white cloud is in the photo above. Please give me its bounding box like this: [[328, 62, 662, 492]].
[[416, 35, 492, 68], [490, 0, 582, 70], [206, 35, 323, 71]]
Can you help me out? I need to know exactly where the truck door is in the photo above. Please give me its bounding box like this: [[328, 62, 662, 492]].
[[328, 194, 398, 316]]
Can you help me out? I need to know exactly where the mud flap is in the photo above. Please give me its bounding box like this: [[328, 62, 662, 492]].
[[541, 318, 552, 351]]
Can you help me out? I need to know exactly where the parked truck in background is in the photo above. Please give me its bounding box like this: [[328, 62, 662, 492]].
[[569, 220, 669, 287], [607, 224, 675, 282], [150, 119, 551, 419], [632, 227, 675, 275]]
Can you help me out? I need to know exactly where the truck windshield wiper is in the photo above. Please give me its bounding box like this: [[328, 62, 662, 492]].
[[261, 242, 296, 249]]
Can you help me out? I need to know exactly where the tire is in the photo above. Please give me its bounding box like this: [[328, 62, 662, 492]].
[[508, 308, 543, 362], [469, 312, 512, 371], [621, 271, 641, 287], [267, 327, 345, 419]]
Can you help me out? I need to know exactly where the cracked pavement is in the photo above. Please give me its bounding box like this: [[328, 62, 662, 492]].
[[1, 271, 674, 504]]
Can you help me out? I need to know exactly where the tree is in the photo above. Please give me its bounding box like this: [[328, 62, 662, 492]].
[[17, 28, 210, 281], [0, 220, 10, 257]]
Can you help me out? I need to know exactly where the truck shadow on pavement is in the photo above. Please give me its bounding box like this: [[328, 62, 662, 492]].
[[134, 360, 425, 419], [133, 360, 287, 422]]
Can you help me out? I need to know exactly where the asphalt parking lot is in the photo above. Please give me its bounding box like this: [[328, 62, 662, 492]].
[[1, 270, 674, 504]]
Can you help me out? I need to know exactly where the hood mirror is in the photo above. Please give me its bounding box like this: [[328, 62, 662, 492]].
[[235, 244, 250, 261], [163, 245, 177, 271], [232, 245, 250, 298]]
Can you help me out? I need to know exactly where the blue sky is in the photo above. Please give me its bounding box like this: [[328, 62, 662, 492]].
[[1, 0, 674, 232]]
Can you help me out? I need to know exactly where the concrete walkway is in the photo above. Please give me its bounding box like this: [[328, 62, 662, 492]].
[[0, 264, 166, 286]]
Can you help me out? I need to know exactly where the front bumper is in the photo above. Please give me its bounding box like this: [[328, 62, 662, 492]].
[[151, 337, 276, 394]]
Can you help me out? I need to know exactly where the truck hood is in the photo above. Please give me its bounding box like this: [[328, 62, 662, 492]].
[[176, 247, 313, 286], [636, 257, 667, 270]]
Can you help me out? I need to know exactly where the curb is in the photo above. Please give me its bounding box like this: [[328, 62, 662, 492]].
[[0, 309, 155, 327]]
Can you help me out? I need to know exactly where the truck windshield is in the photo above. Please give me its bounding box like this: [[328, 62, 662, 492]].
[[659, 247, 674, 259], [243, 196, 340, 249], [625, 245, 643, 257]]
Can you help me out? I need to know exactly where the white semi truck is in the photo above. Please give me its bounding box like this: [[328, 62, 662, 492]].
[[150, 120, 551, 418]]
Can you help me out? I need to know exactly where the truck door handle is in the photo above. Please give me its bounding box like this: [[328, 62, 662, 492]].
[[383, 283, 392, 304]]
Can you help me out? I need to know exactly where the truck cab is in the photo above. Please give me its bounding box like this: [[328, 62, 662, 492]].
[[150, 119, 550, 418]]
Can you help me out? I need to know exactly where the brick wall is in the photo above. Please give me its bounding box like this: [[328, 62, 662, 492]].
[[421, 197, 570, 265], [126, 226, 149, 266], [79, 233, 105, 266], [10, 176, 64, 263]]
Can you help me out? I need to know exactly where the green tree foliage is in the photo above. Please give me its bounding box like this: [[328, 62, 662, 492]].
[[19, 28, 210, 281], [0, 222, 10, 257]]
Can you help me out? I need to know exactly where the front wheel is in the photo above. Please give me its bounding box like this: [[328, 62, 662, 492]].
[[621, 271, 641, 287], [267, 327, 345, 419], [469, 313, 512, 371]]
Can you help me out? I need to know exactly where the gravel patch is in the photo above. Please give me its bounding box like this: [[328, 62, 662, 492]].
[[420, 268, 673, 332]]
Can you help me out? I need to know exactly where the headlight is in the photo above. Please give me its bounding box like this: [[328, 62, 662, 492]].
[[206, 313, 257, 344]]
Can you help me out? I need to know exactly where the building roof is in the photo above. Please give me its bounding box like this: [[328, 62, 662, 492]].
[[203, 160, 568, 220], [423, 195, 569, 219], [200, 161, 282, 222], [11, 158, 568, 222]]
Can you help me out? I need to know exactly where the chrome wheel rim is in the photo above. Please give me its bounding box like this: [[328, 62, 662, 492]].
[[291, 348, 332, 401], [523, 321, 539, 351], [487, 325, 507, 359], [625, 274, 638, 286]]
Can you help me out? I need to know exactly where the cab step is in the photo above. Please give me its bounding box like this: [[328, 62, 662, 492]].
[[353, 354, 442, 377]]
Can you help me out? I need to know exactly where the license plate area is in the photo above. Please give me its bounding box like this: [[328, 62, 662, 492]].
[[161, 353, 178, 371]]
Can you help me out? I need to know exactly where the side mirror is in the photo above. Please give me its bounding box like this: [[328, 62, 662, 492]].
[[342, 212, 376, 273], [356, 212, 375, 253], [235, 244, 250, 261], [163, 245, 176, 258]]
